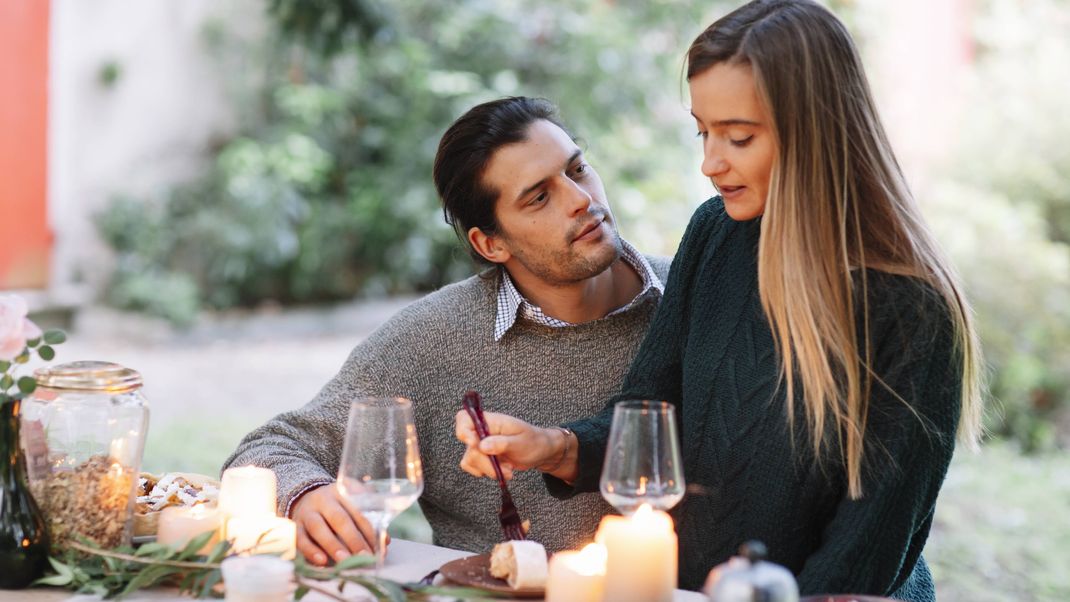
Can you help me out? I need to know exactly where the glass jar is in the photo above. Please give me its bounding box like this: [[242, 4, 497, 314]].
[[19, 361, 149, 549]]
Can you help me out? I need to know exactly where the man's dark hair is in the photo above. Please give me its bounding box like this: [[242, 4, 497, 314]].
[[432, 96, 569, 264]]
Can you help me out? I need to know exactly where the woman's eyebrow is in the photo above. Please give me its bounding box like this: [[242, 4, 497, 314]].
[[690, 110, 761, 128]]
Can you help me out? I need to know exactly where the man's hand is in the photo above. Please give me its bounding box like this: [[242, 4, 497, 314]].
[[455, 410, 576, 481], [290, 482, 385, 566]]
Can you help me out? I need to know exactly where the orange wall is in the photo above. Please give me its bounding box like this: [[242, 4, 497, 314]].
[[0, 0, 51, 289]]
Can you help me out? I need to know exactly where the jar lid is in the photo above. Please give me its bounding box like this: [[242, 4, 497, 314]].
[[34, 361, 143, 393]]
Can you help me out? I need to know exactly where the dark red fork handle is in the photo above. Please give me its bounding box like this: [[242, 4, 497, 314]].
[[462, 391, 508, 489]]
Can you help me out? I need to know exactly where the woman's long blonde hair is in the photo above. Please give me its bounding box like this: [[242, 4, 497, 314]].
[[687, 0, 983, 498]]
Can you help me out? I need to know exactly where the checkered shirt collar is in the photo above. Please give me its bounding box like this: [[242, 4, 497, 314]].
[[493, 239, 663, 341]]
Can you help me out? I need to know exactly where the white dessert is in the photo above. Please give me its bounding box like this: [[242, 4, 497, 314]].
[[489, 540, 548, 590]]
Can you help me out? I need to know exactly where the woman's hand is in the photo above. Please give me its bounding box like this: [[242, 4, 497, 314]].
[[455, 410, 578, 482]]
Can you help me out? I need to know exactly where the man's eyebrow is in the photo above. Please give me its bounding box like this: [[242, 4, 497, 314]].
[[690, 110, 761, 127], [514, 149, 584, 203]]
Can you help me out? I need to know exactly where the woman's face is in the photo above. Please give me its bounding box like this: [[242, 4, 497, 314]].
[[689, 62, 776, 221]]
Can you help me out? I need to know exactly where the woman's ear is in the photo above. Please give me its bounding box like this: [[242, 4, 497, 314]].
[[468, 227, 511, 264]]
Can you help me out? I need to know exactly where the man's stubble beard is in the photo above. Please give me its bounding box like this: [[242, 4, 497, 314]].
[[510, 227, 624, 286]]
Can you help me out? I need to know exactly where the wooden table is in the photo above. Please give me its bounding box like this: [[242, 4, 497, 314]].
[[2, 539, 706, 601]]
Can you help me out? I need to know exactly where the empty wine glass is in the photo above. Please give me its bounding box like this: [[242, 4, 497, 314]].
[[337, 397, 423, 572], [600, 400, 684, 515]]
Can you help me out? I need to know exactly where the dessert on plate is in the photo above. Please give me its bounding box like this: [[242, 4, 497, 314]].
[[133, 472, 220, 537], [489, 540, 549, 590]]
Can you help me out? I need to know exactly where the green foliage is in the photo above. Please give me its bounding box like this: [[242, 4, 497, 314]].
[[38, 534, 230, 599], [927, 182, 1070, 449], [928, 442, 1070, 601], [0, 325, 64, 400], [929, 0, 1070, 449], [96, 0, 724, 323], [40, 535, 501, 600]]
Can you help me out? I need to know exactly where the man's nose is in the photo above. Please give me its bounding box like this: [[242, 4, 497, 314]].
[[564, 179, 593, 216]]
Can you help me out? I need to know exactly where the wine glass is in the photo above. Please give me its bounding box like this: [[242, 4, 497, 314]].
[[337, 397, 423, 572], [600, 400, 685, 515]]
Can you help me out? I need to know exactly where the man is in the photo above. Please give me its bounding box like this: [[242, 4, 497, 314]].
[[222, 97, 670, 566]]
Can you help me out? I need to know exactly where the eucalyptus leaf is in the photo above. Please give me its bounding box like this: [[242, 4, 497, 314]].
[[333, 553, 376, 571], [411, 584, 510, 598], [14, 351, 29, 364], [33, 560, 74, 587], [33, 573, 74, 587], [17, 376, 36, 394], [26, 337, 40, 348], [0, 360, 10, 371], [205, 539, 232, 563], [122, 564, 183, 595], [375, 578, 406, 602], [176, 530, 216, 560], [38, 345, 55, 361], [134, 542, 175, 557], [0, 374, 13, 390], [43, 329, 67, 344], [196, 569, 223, 598]]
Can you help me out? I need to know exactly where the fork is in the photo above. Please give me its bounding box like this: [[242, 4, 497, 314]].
[[462, 390, 527, 541]]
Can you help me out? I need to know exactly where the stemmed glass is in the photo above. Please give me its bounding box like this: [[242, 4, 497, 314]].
[[337, 397, 423, 572], [600, 400, 685, 515]]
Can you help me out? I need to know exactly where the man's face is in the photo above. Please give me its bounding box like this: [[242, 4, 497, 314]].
[[477, 119, 622, 286]]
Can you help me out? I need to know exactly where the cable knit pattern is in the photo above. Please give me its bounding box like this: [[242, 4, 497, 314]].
[[222, 256, 671, 554], [548, 197, 961, 601]]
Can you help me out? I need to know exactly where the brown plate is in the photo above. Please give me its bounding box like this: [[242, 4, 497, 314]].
[[438, 553, 545, 599]]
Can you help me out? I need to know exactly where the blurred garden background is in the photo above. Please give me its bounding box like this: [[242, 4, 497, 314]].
[[2, 0, 1069, 600]]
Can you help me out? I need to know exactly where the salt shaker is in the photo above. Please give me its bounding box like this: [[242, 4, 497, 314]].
[[704, 540, 800, 602]]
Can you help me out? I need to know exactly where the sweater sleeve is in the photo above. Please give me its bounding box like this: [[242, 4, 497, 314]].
[[221, 309, 424, 516], [547, 198, 729, 496], [795, 279, 963, 598]]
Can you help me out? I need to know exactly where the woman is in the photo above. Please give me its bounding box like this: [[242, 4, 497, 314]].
[[455, 1, 983, 600]]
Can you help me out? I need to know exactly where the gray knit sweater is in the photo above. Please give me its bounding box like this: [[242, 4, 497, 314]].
[[223, 257, 671, 553]]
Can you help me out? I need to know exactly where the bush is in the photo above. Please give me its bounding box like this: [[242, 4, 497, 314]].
[[925, 182, 1070, 450], [926, 0, 1070, 448], [97, 0, 721, 320]]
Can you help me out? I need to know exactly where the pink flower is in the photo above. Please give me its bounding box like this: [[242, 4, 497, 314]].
[[0, 295, 43, 361]]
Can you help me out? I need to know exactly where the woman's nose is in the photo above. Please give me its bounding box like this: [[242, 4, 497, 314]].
[[701, 149, 729, 178]]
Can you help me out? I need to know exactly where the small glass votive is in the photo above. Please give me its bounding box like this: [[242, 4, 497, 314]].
[[221, 556, 295, 602]]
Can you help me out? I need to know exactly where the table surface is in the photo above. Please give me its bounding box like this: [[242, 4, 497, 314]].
[[1, 539, 706, 601]]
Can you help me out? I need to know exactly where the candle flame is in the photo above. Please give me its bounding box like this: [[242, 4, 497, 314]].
[[631, 503, 673, 532]]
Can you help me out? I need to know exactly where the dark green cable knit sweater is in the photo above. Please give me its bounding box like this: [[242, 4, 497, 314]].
[[548, 197, 962, 601]]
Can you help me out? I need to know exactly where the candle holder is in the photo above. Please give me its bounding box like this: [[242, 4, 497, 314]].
[[221, 556, 294, 602]]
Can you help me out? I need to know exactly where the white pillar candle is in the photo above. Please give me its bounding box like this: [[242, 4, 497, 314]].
[[156, 505, 220, 555], [597, 504, 677, 602], [219, 466, 277, 519], [221, 556, 294, 602], [546, 543, 607, 602], [226, 516, 297, 560], [219, 466, 278, 539]]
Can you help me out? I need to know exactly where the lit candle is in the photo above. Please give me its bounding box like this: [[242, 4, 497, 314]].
[[226, 516, 297, 560], [219, 466, 277, 517], [596, 504, 677, 602], [157, 505, 221, 555], [219, 466, 278, 538], [546, 543, 607, 602], [221, 556, 294, 602]]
